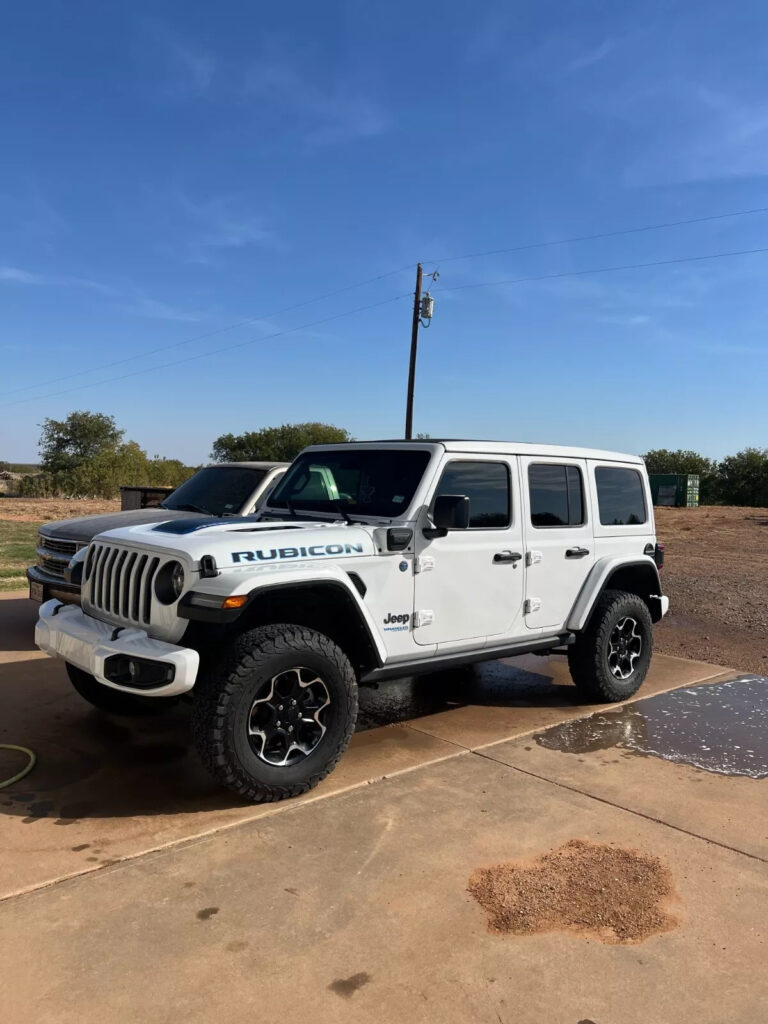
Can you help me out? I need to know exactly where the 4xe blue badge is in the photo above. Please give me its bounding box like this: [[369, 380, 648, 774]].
[[399, 561, 408, 572]]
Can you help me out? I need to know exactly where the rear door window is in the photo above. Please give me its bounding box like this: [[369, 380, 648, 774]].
[[528, 464, 585, 527], [595, 467, 647, 525]]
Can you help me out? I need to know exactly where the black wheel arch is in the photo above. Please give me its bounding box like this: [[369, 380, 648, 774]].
[[576, 560, 664, 631], [183, 579, 382, 677]]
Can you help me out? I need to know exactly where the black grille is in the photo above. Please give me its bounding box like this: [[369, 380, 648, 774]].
[[38, 555, 68, 579], [39, 535, 78, 556]]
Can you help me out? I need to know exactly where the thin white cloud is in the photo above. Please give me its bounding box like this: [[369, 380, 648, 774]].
[[123, 295, 202, 322], [567, 39, 616, 73], [0, 266, 41, 284], [177, 193, 273, 264], [0, 266, 114, 293], [244, 46, 389, 147], [139, 20, 215, 99]]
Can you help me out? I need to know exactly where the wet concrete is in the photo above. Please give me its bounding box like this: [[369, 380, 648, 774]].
[[0, 591, 735, 898], [357, 660, 565, 731], [535, 675, 768, 779]]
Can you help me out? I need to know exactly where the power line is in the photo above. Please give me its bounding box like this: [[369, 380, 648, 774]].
[[426, 205, 768, 266], [1, 263, 413, 399], [0, 293, 411, 409], [433, 245, 768, 294], [4, 203, 768, 400]]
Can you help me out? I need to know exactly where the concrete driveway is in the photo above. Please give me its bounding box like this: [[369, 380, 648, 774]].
[[1, 592, 766, 1023]]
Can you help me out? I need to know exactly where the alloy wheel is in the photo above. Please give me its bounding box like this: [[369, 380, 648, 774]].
[[607, 616, 643, 680], [247, 667, 331, 767]]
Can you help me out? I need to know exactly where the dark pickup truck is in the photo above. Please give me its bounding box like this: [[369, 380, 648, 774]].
[[28, 461, 288, 604]]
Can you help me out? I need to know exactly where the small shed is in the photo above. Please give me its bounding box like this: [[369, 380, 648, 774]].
[[120, 485, 175, 510], [649, 474, 700, 508]]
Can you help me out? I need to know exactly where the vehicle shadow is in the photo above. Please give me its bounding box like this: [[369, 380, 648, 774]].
[[0, 595, 39, 652], [0, 655, 582, 823]]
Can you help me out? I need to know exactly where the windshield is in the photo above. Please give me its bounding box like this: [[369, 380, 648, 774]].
[[163, 466, 267, 517], [268, 450, 431, 519]]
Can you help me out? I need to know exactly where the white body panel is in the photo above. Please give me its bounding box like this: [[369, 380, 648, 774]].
[[412, 454, 525, 645], [519, 455, 595, 630]]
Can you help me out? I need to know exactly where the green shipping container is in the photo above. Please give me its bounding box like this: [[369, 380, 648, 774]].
[[649, 474, 700, 508]]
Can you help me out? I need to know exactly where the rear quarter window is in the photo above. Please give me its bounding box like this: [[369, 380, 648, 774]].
[[595, 467, 647, 526]]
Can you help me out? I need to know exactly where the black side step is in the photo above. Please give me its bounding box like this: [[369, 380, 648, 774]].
[[361, 633, 575, 684]]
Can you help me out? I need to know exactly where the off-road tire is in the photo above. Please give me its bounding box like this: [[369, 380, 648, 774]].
[[567, 590, 653, 703], [191, 624, 358, 803], [65, 663, 180, 715]]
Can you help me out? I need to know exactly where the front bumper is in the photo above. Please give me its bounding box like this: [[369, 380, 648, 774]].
[[35, 600, 199, 697], [27, 566, 81, 605]]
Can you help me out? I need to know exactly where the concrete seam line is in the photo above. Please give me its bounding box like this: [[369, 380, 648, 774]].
[[473, 750, 768, 867], [0, 747, 470, 907]]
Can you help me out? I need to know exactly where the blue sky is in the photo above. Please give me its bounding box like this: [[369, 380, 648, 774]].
[[1, 0, 767, 463]]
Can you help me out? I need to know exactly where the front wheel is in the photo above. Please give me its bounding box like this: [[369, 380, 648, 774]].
[[567, 590, 653, 703], [191, 624, 358, 803]]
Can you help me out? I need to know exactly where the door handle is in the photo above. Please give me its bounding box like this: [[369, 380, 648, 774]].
[[565, 547, 590, 558], [493, 551, 523, 564]]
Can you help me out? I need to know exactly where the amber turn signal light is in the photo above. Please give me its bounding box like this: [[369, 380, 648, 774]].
[[221, 595, 248, 610]]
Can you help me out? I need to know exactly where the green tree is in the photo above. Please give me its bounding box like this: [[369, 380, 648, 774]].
[[642, 448, 719, 504], [211, 422, 353, 463], [39, 411, 123, 474], [715, 448, 768, 507]]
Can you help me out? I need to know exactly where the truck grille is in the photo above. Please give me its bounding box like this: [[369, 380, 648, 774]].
[[85, 543, 161, 626], [41, 536, 78, 556], [36, 534, 81, 580], [38, 555, 69, 580]]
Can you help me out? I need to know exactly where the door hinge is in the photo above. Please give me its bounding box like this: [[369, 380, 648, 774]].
[[414, 556, 435, 574], [526, 550, 543, 566], [413, 609, 434, 628], [524, 597, 542, 614]]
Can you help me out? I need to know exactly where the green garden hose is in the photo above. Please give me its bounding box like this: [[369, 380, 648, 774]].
[[0, 745, 36, 789]]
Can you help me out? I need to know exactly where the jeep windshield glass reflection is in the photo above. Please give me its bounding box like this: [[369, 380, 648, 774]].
[[162, 466, 267, 517], [268, 450, 431, 519]]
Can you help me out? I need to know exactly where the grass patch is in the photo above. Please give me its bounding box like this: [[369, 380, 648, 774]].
[[0, 520, 40, 592]]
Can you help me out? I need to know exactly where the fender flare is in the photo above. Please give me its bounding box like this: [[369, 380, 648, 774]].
[[180, 567, 387, 665], [567, 556, 663, 632]]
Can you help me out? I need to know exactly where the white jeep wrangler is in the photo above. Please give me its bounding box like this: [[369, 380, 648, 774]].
[[36, 440, 668, 802]]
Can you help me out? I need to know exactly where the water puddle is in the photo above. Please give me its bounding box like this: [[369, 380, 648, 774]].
[[535, 675, 768, 778]]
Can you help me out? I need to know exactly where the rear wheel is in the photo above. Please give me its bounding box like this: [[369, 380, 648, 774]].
[[191, 624, 358, 803], [567, 590, 653, 703], [65, 663, 180, 715]]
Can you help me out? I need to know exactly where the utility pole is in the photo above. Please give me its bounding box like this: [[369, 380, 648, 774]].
[[404, 263, 423, 440]]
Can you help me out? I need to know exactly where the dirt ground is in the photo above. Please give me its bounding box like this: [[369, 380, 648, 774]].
[[0, 498, 765, 673], [0, 497, 119, 522], [654, 506, 768, 675], [468, 838, 677, 943]]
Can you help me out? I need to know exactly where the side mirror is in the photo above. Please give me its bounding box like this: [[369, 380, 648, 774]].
[[424, 494, 470, 538]]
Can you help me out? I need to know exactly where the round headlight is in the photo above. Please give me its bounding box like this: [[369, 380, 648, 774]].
[[171, 562, 185, 598], [155, 560, 185, 604]]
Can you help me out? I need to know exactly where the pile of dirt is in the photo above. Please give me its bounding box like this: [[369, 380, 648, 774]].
[[654, 506, 768, 674], [0, 498, 120, 523], [468, 838, 677, 944]]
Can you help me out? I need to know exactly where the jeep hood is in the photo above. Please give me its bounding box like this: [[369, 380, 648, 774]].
[[91, 517, 376, 565]]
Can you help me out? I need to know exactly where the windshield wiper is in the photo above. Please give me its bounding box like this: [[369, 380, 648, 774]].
[[333, 499, 352, 524], [172, 502, 215, 516]]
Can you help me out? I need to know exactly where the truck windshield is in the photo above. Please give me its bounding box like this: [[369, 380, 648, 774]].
[[163, 466, 267, 517], [268, 450, 431, 518]]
